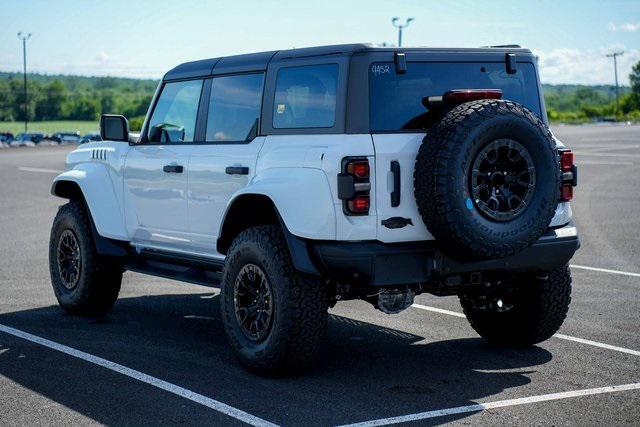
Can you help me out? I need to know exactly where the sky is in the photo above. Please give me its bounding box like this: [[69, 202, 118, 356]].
[[1, 0, 639, 85]]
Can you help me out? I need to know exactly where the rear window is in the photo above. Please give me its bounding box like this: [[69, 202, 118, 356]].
[[273, 64, 338, 129], [206, 73, 264, 142], [369, 62, 542, 132]]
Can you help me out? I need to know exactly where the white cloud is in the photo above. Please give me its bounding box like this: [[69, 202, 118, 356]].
[[95, 52, 109, 63], [609, 22, 640, 32], [537, 47, 640, 85]]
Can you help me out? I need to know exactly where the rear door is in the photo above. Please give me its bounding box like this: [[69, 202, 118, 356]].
[[372, 133, 431, 243], [123, 79, 203, 250], [187, 73, 266, 254], [369, 60, 544, 243]]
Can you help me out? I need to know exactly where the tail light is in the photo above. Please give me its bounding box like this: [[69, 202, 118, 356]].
[[558, 149, 577, 202], [560, 150, 574, 172], [348, 196, 370, 214], [346, 160, 370, 179], [338, 158, 371, 215]]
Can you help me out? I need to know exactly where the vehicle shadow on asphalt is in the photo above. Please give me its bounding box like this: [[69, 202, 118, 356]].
[[0, 292, 553, 426]]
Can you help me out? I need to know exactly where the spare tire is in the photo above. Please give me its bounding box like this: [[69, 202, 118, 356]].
[[414, 99, 560, 259]]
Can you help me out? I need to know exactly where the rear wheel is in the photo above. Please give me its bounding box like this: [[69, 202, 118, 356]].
[[220, 225, 328, 376], [49, 201, 122, 316], [459, 265, 572, 346]]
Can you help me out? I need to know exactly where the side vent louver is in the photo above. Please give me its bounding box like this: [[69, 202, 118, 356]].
[[91, 148, 108, 161]]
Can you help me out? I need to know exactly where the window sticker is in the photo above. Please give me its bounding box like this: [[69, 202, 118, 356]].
[[277, 104, 286, 114], [371, 64, 390, 76]]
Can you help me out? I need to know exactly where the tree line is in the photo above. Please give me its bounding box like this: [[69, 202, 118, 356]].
[[538, 60, 640, 122], [0, 72, 157, 126], [1, 60, 639, 124]]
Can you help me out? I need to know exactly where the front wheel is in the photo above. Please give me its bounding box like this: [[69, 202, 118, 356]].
[[220, 225, 328, 376], [459, 265, 572, 346], [49, 201, 122, 316]]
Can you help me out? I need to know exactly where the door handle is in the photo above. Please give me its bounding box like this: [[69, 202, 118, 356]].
[[390, 161, 400, 207], [225, 166, 249, 175], [163, 164, 184, 173]]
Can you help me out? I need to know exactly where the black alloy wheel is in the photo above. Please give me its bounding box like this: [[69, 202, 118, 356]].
[[233, 263, 274, 342], [470, 138, 536, 222], [57, 229, 82, 289]]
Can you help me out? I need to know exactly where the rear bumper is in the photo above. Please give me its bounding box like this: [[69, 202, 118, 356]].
[[309, 224, 580, 286]]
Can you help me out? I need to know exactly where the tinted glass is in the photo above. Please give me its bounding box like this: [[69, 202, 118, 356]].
[[148, 80, 203, 143], [369, 62, 542, 132], [273, 64, 338, 129], [206, 73, 264, 142]]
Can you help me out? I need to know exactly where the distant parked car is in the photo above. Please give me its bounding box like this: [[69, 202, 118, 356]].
[[50, 132, 81, 145], [79, 131, 101, 144], [12, 132, 45, 147], [0, 132, 14, 144]]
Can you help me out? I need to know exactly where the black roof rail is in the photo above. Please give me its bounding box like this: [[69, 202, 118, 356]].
[[483, 44, 522, 48]]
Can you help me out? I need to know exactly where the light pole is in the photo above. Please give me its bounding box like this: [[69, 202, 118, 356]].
[[17, 32, 32, 132], [606, 51, 624, 116], [391, 17, 414, 47]]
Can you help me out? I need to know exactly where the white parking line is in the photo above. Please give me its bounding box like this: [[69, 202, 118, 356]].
[[554, 334, 640, 357], [411, 304, 465, 318], [411, 304, 640, 357], [18, 166, 63, 174], [338, 382, 640, 426], [0, 324, 276, 427], [571, 264, 640, 278]]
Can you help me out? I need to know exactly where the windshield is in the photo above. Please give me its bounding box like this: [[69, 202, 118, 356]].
[[369, 61, 542, 132]]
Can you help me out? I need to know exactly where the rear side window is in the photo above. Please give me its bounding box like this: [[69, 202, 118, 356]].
[[273, 64, 338, 129], [369, 62, 542, 132], [206, 73, 264, 142], [148, 79, 203, 143]]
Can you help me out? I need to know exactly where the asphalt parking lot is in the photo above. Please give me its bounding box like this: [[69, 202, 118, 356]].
[[1, 123, 639, 425]]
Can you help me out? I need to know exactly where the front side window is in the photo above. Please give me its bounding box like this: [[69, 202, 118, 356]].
[[206, 73, 264, 142], [147, 79, 203, 143], [273, 64, 338, 129], [369, 62, 542, 132]]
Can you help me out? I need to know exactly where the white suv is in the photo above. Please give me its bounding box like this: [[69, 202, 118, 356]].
[[49, 44, 579, 375]]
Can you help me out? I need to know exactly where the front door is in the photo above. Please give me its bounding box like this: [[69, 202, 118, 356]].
[[124, 79, 203, 250]]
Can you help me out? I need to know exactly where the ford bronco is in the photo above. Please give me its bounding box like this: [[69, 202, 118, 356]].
[[49, 44, 579, 375]]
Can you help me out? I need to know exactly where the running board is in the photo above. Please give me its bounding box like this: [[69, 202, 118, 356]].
[[125, 249, 225, 288]]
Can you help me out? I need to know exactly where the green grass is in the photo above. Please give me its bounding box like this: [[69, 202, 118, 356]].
[[0, 121, 98, 135]]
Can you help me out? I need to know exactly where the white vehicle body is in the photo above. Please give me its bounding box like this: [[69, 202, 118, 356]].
[[53, 133, 573, 258]]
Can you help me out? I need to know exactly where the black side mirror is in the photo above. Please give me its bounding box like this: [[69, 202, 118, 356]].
[[100, 114, 129, 142]]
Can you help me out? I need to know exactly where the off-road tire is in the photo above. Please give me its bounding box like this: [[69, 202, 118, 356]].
[[459, 265, 572, 346], [220, 225, 328, 376], [49, 200, 122, 316], [414, 99, 560, 258]]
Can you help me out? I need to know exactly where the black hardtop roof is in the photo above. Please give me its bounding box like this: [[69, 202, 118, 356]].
[[163, 43, 533, 81]]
